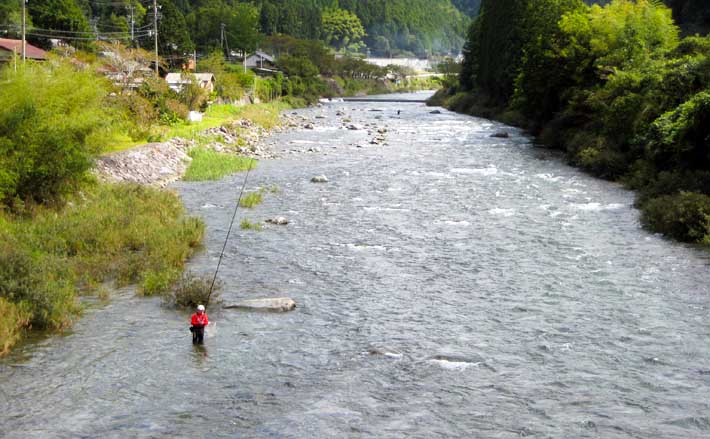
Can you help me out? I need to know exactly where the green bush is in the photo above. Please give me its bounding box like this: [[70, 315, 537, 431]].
[[240, 219, 263, 230], [0, 297, 30, 356], [0, 60, 115, 205], [110, 93, 159, 140], [0, 241, 78, 330], [179, 74, 209, 111], [162, 271, 221, 308], [141, 268, 181, 296], [641, 192, 710, 244], [645, 91, 710, 170]]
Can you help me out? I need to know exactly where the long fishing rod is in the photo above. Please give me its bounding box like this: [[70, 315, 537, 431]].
[[206, 160, 255, 304]]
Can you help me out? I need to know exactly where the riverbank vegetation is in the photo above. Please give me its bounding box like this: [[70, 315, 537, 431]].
[[183, 148, 257, 182], [239, 190, 265, 209], [240, 219, 264, 231], [432, 0, 710, 245], [0, 184, 204, 355], [0, 59, 208, 354]]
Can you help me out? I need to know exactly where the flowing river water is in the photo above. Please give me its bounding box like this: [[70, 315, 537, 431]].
[[1, 92, 710, 438]]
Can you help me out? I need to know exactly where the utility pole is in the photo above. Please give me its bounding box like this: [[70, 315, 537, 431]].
[[21, 0, 26, 63], [127, 3, 135, 47], [153, 0, 159, 75], [220, 23, 225, 52]]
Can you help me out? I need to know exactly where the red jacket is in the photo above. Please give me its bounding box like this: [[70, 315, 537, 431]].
[[191, 312, 209, 327]]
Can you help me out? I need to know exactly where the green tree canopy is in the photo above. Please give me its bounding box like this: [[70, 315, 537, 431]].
[[321, 7, 365, 52], [186, 0, 260, 55]]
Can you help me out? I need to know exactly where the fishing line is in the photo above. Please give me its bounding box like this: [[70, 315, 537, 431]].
[[206, 160, 255, 304]]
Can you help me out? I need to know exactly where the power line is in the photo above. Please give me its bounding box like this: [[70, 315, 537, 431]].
[[25, 31, 151, 41]]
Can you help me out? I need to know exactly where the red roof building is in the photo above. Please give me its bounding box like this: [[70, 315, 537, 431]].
[[0, 38, 48, 62]]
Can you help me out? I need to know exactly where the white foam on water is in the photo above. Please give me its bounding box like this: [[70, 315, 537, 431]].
[[425, 171, 452, 178], [346, 243, 387, 252], [571, 203, 627, 212], [428, 358, 479, 370], [363, 206, 410, 212], [535, 173, 565, 182], [488, 208, 515, 217], [451, 166, 498, 176], [435, 219, 471, 227]]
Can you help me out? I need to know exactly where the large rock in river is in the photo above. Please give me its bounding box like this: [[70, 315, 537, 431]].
[[223, 297, 296, 312], [311, 175, 329, 183]]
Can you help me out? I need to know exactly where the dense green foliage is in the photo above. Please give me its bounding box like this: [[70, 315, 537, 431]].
[[1, 0, 471, 57], [0, 183, 204, 352], [321, 7, 365, 51], [0, 60, 113, 205], [449, 0, 710, 244]]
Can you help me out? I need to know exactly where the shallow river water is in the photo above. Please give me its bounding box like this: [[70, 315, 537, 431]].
[[2, 92, 710, 438]]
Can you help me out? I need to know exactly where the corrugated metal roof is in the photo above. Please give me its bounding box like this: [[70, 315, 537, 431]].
[[0, 38, 48, 60]]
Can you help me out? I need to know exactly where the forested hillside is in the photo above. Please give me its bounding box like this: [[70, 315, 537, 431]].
[[0, 0, 470, 57], [437, 0, 710, 245]]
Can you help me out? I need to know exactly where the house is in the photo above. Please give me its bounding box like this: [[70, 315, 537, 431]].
[[165, 72, 216, 93], [245, 51, 275, 69], [0, 38, 48, 62]]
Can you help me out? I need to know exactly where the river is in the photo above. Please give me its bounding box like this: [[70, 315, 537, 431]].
[[1, 92, 709, 438]]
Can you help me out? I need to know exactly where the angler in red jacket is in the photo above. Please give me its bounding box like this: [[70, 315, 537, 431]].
[[190, 304, 209, 344]]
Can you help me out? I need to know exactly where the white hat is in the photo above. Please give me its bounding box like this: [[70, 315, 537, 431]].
[[197, 304, 205, 311]]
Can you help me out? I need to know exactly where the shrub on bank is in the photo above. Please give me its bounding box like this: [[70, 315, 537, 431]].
[[162, 271, 222, 308], [0, 298, 30, 356], [0, 183, 205, 354], [0, 60, 115, 206], [641, 192, 710, 244]]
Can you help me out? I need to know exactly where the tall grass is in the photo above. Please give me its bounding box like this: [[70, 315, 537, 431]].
[[183, 148, 257, 181], [0, 183, 204, 354], [239, 190, 264, 208], [240, 219, 263, 230]]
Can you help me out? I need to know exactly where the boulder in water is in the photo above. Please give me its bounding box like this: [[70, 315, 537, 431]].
[[266, 216, 289, 225], [303, 123, 315, 130], [491, 131, 510, 138], [311, 175, 329, 183], [223, 297, 296, 312], [430, 109, 442, 114]]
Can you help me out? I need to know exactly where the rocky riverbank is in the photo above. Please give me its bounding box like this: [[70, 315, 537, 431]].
[[94, 104, 393, 186], [94, 114, 301, 186]]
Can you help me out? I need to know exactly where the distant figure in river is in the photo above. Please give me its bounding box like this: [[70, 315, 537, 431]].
[[190, 304, 209, 344], [397, 110, 401, 115]]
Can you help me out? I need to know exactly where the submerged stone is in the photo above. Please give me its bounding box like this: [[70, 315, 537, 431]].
[[223, 297, 296, 312]]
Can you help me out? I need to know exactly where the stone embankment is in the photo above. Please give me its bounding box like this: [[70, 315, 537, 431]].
[[94, 114, 300, 186]]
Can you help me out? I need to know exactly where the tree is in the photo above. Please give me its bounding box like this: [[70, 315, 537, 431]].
[[157, 0, 193, 67], [187, 0, 260, 56], [512, 0, 587, 123], [28, 0, 90, 48], [466, 0, 529, 103], [0, 0, 28, 39], [96, 41, 154, 92], [321, 7, 365, 51]]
